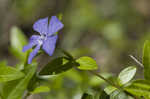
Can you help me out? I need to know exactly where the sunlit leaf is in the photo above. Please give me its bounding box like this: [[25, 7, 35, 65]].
[[0, 65, 24, 82], [143, 40, 150, 80], [2, 63, 37, 99], [10, 26, 27, 61], [76, 56, 98, 70], [118, 66, 136, 85], [110, 90, 128, 99], [124, 79, 150, 99], [31, 85, 50, 94], [104, 86, 117, 95]]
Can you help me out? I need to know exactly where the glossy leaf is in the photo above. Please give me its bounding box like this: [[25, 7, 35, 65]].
[[39, 57, 75, 75], [10, 26, 27, 61], [118, 66, 136, 85], [31, 85, 50, 94], [124, 79, 150, 99], [0, 65, 24, 82], [104, 86, 117, 95], [143, 40, 150, 80], [76, 56, 98, 70], [110, 90, 128, 99], [2, 63, 37, 99]]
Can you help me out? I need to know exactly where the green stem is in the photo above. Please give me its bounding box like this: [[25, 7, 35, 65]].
[[89, 71, 138, 99], [89, 71, 121, 89], [58, 48, 74, 59], [24, 51, 30, 66]]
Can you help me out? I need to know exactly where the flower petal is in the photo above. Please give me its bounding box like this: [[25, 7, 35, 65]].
[[33, 17, 48, 35], [22, 35, 40, 52], [42, 35, 58, 56], [28, 44, 41, 64], [48, 16, 64, 35], [29, 35, 41, 41]]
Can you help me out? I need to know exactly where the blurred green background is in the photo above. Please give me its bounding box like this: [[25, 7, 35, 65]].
[[0, 0, 150, 98]]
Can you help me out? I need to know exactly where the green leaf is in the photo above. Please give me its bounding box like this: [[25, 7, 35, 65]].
[[76, 56, 98, 70], [110, 90, 128, 99], [39, 57, 75, 75], [124, 79, 150, 99], [0, 66, 24, 82], [2, 63, 37, 99], [31, 85, 50, 94], [10, 26, 27, 61], [118, 66, 136, 85], [104, 86, 117, 95], [143, 40, 150, 80]]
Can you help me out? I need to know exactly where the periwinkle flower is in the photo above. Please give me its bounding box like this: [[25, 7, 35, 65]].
[[23, 16, 64, 64]]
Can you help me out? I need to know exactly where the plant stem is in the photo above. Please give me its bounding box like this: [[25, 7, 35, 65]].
[[89, 71, 138, 99], [89, 71, 120, 89], [129, 55, 144, 68], [24, 51, 30, 66], [61, 49, 74, 59]]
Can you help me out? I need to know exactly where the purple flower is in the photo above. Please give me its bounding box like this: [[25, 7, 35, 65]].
[[23, 16, 64, 64]]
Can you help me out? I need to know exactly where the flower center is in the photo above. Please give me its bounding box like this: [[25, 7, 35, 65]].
[[37, 34, 48, 45], [40, 34, 47, 41]]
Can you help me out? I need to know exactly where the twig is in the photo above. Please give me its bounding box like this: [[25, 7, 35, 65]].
[[89, 71, 138, 99], [129, 55, 144, 67], [89, 71, 120, 89]]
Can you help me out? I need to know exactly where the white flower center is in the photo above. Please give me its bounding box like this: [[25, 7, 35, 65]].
[[40, 34, 47, 41], [38, 39, 43, 45]]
